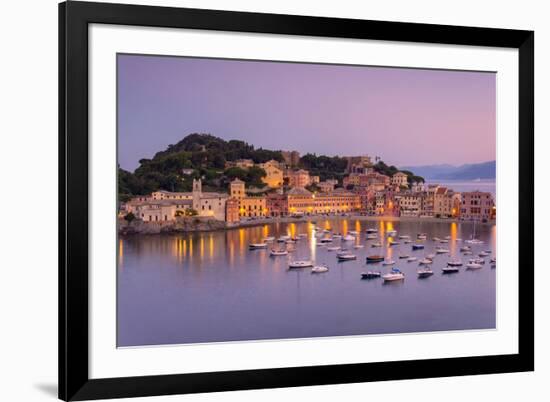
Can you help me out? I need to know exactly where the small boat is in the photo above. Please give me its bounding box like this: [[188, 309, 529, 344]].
[[366, 228, 378, 234], [417, 233, 427, 240], [404, 240, 412, 244], [442, 266, 459, 273], [399, 254, 410, 259], [436, 247, 450, 254], [249, 243, 267, 250], [382, 268, 405, 282], [285, 239, 296, 244], [388, 240, 401, 246], [277, 236, 290, 243], [426, 253, 436, 260], [326, 246, 341, 251], [398, 235, 410, 239], [382, 259, 396, 265], [407, 256, 418, 262], [366, 234, 378, 240], [348, 230, 359, 236], [444, 235, 451, 240], [319, 238, 333, 244], [361, 271, 381, 279], [412, 243, 425, 250], [387, 230, 397, 237], [417, 268, 434, 278], [432, 237, 441, 242], [419, 258, 433, 265], [270, 249, 288, 256], [463, 251, 473, 255], [337, 253, 357, 261], [263, 236, 275, 242], [342, 234, 356, 242], [484, 250, 492, 254], [332, 233, 342, 239], [447, 259, 463, 267], [479, 251, 490, 257], [289, 260, 313, 269], [439, 239, 449, 244], [466, 262, 483, 270], [460, 246, 471, 252], [465, 238, 484, 245], [490, 257, 496, 264], [366, 255, 385, 263], [311, 265, 329, 273], [469, 258, 486, 265], [354, 244, 365, 249], [371, 242, 382, 248]]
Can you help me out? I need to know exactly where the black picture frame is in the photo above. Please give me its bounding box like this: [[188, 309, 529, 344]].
[[59, 1, 534, 400]]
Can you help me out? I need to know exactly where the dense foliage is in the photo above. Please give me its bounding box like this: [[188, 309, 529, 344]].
[[374, 161, 425, 184], [118, 133, 424, 201], [119, 133, 278, 200], [299, 153, 348, 182]]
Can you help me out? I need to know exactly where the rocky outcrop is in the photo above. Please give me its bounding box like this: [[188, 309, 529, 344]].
[[118, 217, 226, 235]]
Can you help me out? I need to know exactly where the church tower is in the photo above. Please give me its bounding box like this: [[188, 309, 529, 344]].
[[192, 179, 202, 210]]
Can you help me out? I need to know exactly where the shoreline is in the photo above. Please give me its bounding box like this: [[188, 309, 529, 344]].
[[119, 214, 496, 236]]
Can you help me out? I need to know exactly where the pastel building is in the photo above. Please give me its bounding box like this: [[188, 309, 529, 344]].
[[287, 169, 311, 188], [391, 172, 409, 188], [258, 160, 284, 188], [125, 179, 227, 222], [229, 178, 267, 218], [460, 191, 495, 221]]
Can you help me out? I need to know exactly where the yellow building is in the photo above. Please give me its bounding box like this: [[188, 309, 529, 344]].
[[229, 178, 267, 218], [259, 160, 284, 188], [287, 169, 311, 188], [287, 187, 360, 215], [391, 172, 409, 188]]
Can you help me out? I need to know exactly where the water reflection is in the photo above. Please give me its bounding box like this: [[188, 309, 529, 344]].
[[118, 218, 497, 346]]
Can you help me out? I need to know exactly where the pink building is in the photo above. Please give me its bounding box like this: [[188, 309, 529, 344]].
[[460, 191, 495, 221]]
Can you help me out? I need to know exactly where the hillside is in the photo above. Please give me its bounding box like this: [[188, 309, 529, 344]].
[[119, 133, 424, 201], [401, 161, 496, 180]]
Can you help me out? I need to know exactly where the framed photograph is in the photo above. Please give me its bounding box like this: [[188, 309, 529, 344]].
[[59, 1, 534, 400]]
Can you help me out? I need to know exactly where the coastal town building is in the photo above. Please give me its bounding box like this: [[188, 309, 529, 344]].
[[287, 169, 311, 188], [225, 197, 240, 223], [318, 181, 336, 192], [281, 150, 301, 167], [345, 155, 373, 174], [266, 193, 288, 217], [229, 178, 267, 218], [391, 172, 409, 188], [460, 191, 495, 221], [125, 179, 227, 221], [258, 160, 284, 188], [399, 193, 423, 217]]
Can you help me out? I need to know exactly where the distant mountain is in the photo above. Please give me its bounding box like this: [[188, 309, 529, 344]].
[[400, 161, 495, 180]]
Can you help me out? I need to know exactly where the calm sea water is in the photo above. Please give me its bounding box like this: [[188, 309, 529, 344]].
[[425, 179, 496, 197], [117, 218, 496, 347]]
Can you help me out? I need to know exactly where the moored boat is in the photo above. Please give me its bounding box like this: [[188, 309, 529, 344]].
[[288, 260, 313, 269], [466, 262, 483, 270], [366, 255, 385, 263], [270, 249, 288, 256], [361, 271, 381, 279], [337, 252, 357, 261], [382, 259, 396, 266], [436, 247, 450, 254], [342, 234, 356, 242], [412, 243, 425, 250], [382, 268, 405, 282], [417, 268, 434, 278], [327, 246, 341, 251], [442, 266, 460, 273], [249, 243, 267, 250], [419, 258, 433, 265], [447, 259, 463, 267], [311, 265, 329, 273]]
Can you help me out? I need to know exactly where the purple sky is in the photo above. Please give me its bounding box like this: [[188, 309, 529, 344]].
[[118, 54, 496, 172]]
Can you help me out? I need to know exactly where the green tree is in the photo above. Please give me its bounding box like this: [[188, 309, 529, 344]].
[[124, 212, 136, 223]]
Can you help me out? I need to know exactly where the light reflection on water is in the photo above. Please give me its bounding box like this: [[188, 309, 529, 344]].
[[117, 218, 496, 347]]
